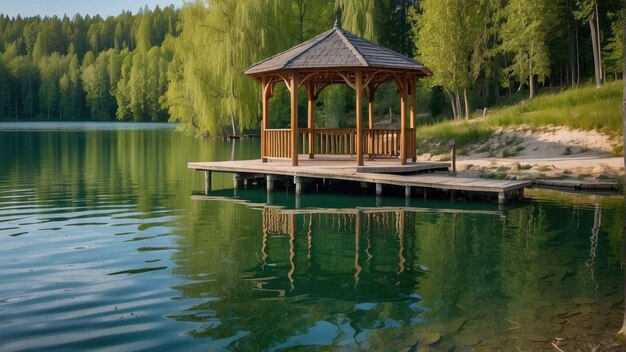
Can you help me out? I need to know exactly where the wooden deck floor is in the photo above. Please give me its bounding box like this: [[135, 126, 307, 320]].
[[188, 156, 532, 203]]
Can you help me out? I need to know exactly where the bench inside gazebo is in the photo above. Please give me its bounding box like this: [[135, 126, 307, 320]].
[[244, 21, 432, 167]]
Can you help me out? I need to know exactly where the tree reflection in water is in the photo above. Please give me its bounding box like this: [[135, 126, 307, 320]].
[[170, 191, 625, 350]]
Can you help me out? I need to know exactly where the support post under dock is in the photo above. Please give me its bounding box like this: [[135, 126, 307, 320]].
[[294, 176, 302, 196], [376, 183, 383, 196], [498, 192, 505, 205], [188, 159, 532, 205], [204, 170, 211, 195]]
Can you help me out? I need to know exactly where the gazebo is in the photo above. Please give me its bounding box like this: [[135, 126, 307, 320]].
[[244, 21, 431, 167]]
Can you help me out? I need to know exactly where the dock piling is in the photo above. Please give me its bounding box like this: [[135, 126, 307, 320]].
[[294, 176, 302, 196], [204, 170, 211, 195], [498, 192, 506, 205], [233, 174, 243, 190], [189, 159, 532, 204]]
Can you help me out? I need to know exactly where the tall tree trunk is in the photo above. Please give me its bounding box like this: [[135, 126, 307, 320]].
[[230, 112, 236, 137], [529, 73, 534, 99], [446, 89, 457, 119], [463, 87, 470, 120], [568, 0, 577, 86], [589, 8, 603, 87], [596, 3, 603, 81], [619, 0, 626, 336], [575, 27, 580, 86], [455, 92, 462, 120]]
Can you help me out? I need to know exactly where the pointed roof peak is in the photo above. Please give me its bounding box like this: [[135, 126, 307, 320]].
[[333, 16, 341, 29], [244, 24, 431, 78]]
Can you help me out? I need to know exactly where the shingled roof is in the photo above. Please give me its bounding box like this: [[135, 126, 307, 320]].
[[244, 22, 431, 77]]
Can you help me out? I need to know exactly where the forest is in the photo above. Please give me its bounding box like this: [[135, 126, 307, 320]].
[[0, 0, 623, 136]]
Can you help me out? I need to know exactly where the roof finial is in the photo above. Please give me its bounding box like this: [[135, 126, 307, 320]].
[[334, 14, 342, 29]]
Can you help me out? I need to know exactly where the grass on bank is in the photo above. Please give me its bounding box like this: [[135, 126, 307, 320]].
[[415, 80, 623, 155]]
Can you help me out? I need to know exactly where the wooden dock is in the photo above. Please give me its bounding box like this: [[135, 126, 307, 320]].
[[188, 156, 532, 204]]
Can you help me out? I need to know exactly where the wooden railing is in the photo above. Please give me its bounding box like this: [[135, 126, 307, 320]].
[[263, 129, 291, 158], [299, 128, 356, 155], [263, 128, 415, 160]]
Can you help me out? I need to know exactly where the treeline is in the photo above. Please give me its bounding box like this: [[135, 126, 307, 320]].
[[0, 5, 178, 121], [414, 0, 625, 119], [0, 1, 624, 135]]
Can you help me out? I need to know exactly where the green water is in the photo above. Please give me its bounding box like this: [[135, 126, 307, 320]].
[[0, 122, 624, 351]]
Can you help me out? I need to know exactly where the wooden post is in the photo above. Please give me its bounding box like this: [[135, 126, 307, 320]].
[[498, 192, 506, 205], [356, 71, 364, 166], [262, 77, 270, 163], [409, 76, 416, 162], [294, 176, 302, 195], [448, 139, 456, 174], [204, 170, 211, 195], [399, 76, 407, 165], [266, 174, 274, 191], [368, 84, 376, 157], [354, 209, 362, 286], [290, 73, 299, 166], [307, 82, 315, 159]]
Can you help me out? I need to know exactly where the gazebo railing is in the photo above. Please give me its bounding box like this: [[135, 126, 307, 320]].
[[263, 128, 415, 159], [263, 129, 292, 158]]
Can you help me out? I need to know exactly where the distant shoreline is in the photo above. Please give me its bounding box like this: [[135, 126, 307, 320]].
[[0, 121, 177, 131]]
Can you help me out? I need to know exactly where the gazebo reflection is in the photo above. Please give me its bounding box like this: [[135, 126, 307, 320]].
[[258, 207, 413, 294]]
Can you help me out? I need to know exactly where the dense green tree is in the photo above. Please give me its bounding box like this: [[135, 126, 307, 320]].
[[81, 49, 117, 120], [165, 0, 299, 136], [0, 1, 624, 125], [59, 47, 81, 119], [575, 0, 603, 87], [500, 0, 557, 99], [412, 0, 483, 119], [335, 0, 379, 42], [603, 9, 625, 79], [38, 53, 65, 119], [0, 58, 11, 117]]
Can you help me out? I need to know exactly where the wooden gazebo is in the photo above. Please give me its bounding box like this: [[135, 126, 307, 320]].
[[244, 21, 431, 166]]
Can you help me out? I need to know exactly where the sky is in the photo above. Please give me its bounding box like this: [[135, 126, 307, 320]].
[[1, 0, 185, 18]]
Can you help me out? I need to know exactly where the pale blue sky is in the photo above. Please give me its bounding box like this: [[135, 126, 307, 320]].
[[1, 0, 185, 18]]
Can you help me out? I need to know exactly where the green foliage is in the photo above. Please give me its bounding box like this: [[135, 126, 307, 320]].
[[487, 80, 623, 135], [335, 0, 378, 42], [411, 0, 485, 119], [317, 85, 347, 128], [415, 119, 493, 154], [429, 85, 445, 117], [603, 9, 625, 78], [0, 6, 178, 120], [0, 0, 623, 137], [415, 80, 623, 152], [164, 0, 334, 136], [500, 0, 557, 98]]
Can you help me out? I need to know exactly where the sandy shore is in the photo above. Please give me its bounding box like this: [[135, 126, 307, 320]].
[[420, 127, 624, 180]]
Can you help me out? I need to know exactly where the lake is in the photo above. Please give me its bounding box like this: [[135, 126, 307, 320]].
[[0, 122, 624, 351]]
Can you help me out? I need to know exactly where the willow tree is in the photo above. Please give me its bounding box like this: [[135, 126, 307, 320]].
[[412, 0, 483, 119], [335, 0, 379, 42], [500, 0, 556, 99], [165, 0, 291, 137]]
